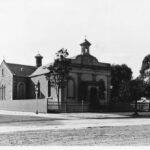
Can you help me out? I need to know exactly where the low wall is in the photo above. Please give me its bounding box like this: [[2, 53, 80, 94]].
[[0, 99, 47, 113]]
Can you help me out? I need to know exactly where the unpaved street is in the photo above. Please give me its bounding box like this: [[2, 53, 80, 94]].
[[0, 111, 150, 145], [0, 112, 150, 133]]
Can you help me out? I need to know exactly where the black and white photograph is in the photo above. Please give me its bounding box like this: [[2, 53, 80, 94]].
[[0, 0, 150, 147]]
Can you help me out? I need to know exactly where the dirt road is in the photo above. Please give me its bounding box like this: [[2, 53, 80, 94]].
[[0, 111, 150, 145]]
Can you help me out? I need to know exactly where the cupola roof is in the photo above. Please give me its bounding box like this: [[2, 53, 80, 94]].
[[35, 53, 43, 58], [80, 39, 91, 46]]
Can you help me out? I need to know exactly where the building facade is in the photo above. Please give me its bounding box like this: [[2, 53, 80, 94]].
[[0, 39, 111, 112]]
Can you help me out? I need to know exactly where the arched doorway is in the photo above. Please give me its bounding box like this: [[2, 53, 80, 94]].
[[89, 87, 100, 112]]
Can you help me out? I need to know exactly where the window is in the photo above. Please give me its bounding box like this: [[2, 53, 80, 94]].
[[2, 85, 3, 100], [2, 69, 4, 77], [17, 82, 26, 99], [67, 78, 75, 98], [3, 85, 5, 100], [48, 80, 51, 97], [0, 85, 6, 100]]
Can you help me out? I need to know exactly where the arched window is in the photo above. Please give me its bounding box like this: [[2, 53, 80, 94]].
[[2, 69, 4, 77], [17, 82, 26, 99], [3, 85, 5, 100], [67, 78, 75, 98], [48, 80, 51, 97], [0, 85, 6, 100]]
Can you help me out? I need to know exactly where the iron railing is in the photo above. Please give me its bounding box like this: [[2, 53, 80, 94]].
[[47, 100, 108, 113]]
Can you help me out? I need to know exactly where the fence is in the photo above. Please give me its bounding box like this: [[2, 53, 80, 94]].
[[47, 101, 89, 112], [133, 103, 150, 112], [47, 100, 108, 113]]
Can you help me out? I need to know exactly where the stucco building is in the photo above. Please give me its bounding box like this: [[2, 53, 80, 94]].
[[0, 39, 111, 112]]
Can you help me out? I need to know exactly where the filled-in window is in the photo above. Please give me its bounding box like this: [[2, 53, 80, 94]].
[[17, 82, 26, 99], [67, 78, 75, 98]]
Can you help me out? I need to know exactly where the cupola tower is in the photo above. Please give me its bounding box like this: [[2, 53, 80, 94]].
[[80, 39, 91, 55]]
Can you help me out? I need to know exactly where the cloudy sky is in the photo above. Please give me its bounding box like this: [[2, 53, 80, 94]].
[[0, 0, 150, 78]]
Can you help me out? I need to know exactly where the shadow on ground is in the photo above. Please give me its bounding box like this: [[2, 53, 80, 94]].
[[0, 112, 150, 124]]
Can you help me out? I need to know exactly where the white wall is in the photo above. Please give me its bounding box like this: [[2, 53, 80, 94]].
[[0, 99, 47, 113]]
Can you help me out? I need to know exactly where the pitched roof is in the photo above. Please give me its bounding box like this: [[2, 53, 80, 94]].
[[29, 63, 52, 77], [6, 62, 36, 77]]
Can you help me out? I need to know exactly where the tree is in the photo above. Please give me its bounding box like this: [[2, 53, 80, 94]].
[[111, 64, 133, 102], [139, 54, 150, 97], [117, 78, 146, 115], [45, 48, 71, 110], [118, 81, 131, 103], [144, 83, 150, 97], [140, 54, 150, 78]]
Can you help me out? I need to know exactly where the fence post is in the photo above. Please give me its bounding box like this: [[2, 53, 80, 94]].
[[82, 100, 84, 112]]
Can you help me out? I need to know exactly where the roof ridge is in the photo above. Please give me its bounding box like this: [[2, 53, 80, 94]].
[[6, 62, 36, 68]]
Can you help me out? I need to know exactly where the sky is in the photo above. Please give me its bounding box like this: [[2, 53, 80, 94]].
[[0, 0, 150, 78]]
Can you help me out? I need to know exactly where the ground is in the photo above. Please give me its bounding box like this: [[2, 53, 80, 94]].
[[2, 125, 150, 146], [0, 111, 150, 145]]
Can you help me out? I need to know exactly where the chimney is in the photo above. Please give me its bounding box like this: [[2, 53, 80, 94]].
[[35, 53, 43, 67]]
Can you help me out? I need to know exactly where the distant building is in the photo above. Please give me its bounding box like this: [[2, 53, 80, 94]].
[[0, 39, 111, 112]]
